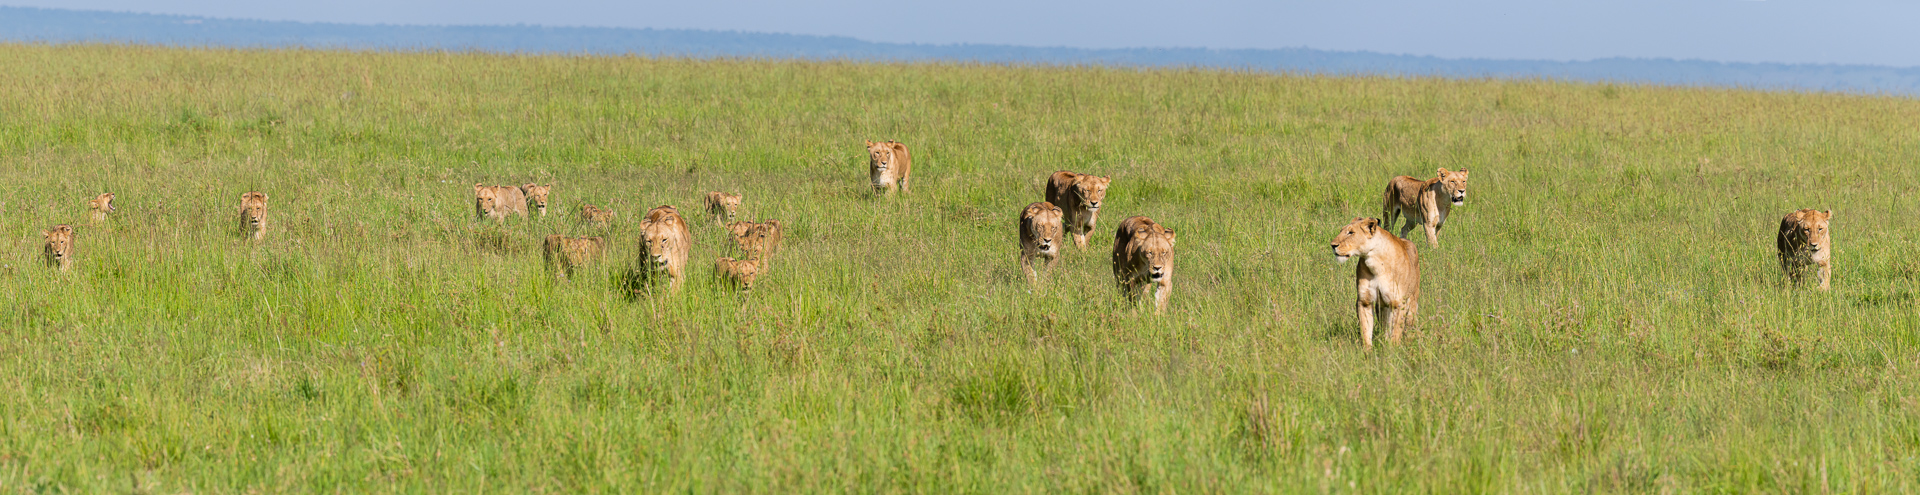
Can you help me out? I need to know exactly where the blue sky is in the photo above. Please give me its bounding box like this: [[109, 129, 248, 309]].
[[5, 0, 1916, 67]]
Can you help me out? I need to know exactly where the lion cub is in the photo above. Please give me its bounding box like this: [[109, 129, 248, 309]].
[[238, 191, 268, 240], [1111, 216, 1176, 314], [637, 205, 694, 292], [1776, 209, 1833, 291], [1046, 171, 1111, 249], [714, 257, 767, 292], [1331, 217, 1420, 349], [705, 191, 743, 225], [544, 235, 607, 280], [727, 220, 784, 259], [522, 183, 553, 217], [87, 193, 115, 226], [43, 224, 75, 271], [1382, 168, 1469, 247], [865, 140, 913, 195], [1019, 202, 1065, 284], [579, 204, 615, 228]]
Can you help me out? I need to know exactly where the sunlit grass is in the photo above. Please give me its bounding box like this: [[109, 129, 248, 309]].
[[0, 43, 1916, 492]]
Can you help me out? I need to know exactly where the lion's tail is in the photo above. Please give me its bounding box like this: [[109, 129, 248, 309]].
[[1380, 181, 1399, 229]]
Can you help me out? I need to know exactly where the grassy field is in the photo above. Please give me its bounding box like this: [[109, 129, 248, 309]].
[[0, 43, 1917, 492]]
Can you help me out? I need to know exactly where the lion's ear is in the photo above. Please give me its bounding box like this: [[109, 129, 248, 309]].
[[1436, 168, 1448, 175], [1365, 218, 1381, 233], [1457, 167, 1468, 174], [864, 140, 875, 147]]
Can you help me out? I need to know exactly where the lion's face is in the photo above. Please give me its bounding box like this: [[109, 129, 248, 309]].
[[712, 193, 742, 219], [522, 184, 552, 215], [1025, 204, 1063, 253], [1128, 225, 1176, 281], [474, 185, 499, 216], [1331, 217, 1381, 263], [239, 192, 268, 229], [90, 193, 115, 212], [1076, 176, 1111, 210], [866, 141, 896, 172], [1438, 168, 1469, 205], [43, 225, 74, 264], [639, 216, 684, 269], [1801, 210, 1832, 253]]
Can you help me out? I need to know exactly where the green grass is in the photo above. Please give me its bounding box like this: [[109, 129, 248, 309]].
[[0, 43, 1917, 492]]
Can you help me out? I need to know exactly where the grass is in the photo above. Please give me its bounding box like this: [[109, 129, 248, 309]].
[[0, 43, 1917, 492]]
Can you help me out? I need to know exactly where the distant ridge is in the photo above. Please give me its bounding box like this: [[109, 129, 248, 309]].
[[5, 6, 1919, 96]]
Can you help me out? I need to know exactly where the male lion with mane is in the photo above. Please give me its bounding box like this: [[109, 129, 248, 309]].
[[865, 140, 913, 195], [1381, 168, 1469, 247], [238, 192, 268, 240], [1111, 216, 1175, 314], [1330, 217, 1419, 349], [1776, 209, 1832, 291], [1019, 202, 1064, 284], [543, 235, 607, 280], [43, 224, 75, 271], [637, 205, 693, 292], [1046, 171, 1110, 249]]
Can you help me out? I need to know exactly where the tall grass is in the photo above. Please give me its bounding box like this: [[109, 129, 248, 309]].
[[0, 43, 1916, 492]]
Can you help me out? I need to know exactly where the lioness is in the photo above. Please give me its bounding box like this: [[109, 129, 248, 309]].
[[472, 183, 528, 222], [87, 193, 115, 226], [714, 257, 766, 292], [43, 224, 74, 271], [543, 234, 607, 280], [1330, 217, 1420, 349], [637, 205, 693, 292], [522, 183, 553, 217], [1019, 202, 1064, 283], [238, 191, 268, 240], [705, 191, 743, 225], [727, 220, 784, 259], [1381, 168, 1469, 247], [579, 204, 615, 228], [1046, 171, 1111, 249], [1111, 216, 1176, 314], [866, 140, 913, 195], [1776, 209, 1833, 291]]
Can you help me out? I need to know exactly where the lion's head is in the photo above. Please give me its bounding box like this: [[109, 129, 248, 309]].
[[1023, 202, 1064, 253], [1331, 217, 1385, 263], [89, 193, 115, 213], [43, 224, 74, 270], [239, 192, 268, 232], [638, 206, 688, 270], [521, 183, 552, 216], [866, 140, 899, 173], [1073, 175, 1111, 211], [1437, 168, 1469, 205], [1787, 209, 1832, 254], [1125, 222, 1176, 281]]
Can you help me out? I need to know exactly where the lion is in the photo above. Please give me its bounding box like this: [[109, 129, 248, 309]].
[[727, 220, 784, 259], [86, 193, 115, 226], [1046, 171, 1111, 249], [1330, 217, 1420, 349], [1019, 202, 1064, 283], [238, 191, 268, 240], [579, 204, 615, 228], [522, 183, 553, 217], [866, 140, 913, 195], [637, 205, 693, 292], [1381, 168, 1469, 247], [1776, 209, 1833, 291], [1111, 216, 1176, 314], [43, 224, 74, 271], [472, 183, 527, 222], [543, 234, 607, 280], [714, 257, 767, 292], [705, 191, 743, 225]]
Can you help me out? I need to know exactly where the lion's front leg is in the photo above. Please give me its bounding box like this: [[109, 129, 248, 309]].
[[1151, 280, 1172, 315], [1356, 281, 1377, 349], [1817, 260, 1831, 291]]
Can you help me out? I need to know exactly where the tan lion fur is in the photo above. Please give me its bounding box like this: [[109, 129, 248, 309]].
[[1111, 216, 1176, 314], [865, 140, 913, 195], [1331, 217, 1420, 349], [1381, 168, 1469, 247], [1776, 209, 1833, 291], [1019, 201, 1065, 284], [1046, 171, 1111, 249]]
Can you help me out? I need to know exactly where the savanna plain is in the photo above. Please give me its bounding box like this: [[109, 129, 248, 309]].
[[0, 44, 1917, 493]]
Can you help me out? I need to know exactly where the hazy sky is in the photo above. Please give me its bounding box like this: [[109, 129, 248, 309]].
[[6, 0, 1917, 67]]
